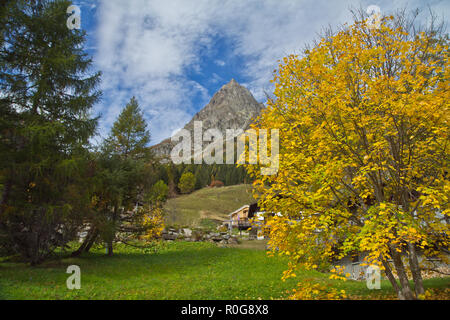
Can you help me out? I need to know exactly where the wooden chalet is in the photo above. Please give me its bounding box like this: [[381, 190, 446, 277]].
[[228, 203, 262, 230]]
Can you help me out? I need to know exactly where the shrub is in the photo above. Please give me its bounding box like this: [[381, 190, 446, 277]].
[[147, 180, 169, 203], [178, 172, 196, 194], [210, 180, 224, 188]]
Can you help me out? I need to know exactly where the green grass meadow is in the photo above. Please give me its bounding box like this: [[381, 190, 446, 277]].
[[1, 241, 448, 300], [0, 242, 293, 300]]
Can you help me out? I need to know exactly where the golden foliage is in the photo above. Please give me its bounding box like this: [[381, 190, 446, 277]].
[[245, 16, 449, 299], [141, 206, 165, 241], [289, 281, 347, 300]]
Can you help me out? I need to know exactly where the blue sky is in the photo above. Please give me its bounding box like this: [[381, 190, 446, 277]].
[[74, 0, 449, 145]]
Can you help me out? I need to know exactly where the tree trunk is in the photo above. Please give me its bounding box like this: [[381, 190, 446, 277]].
[[72, 228, 98, 257], [106, 205, 118, 257], [0, 179, 12, 232], [382, 260, 404, 300], [0, 178, 12, 216], [390, 247, 416, 300], [72, 236, 89, 257], [84, 230, 98, 253], [407, 242, 425, 297], [107, 240, 113, 256], [402, 194, 425, 297]]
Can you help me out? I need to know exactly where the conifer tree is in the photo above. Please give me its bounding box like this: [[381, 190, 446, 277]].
[[76, 97, 161, 257], [0, 0, 101, 264], [105, 97, 150, 159]]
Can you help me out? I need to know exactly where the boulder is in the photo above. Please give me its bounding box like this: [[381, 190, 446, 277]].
[[162, 233, 178, 241], [192, 231, 204, 241], [211, 234, 223, 242], [182, 228, 192, 237]]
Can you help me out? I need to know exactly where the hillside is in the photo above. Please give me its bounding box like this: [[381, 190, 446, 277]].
[[164, 184, 255, 227]]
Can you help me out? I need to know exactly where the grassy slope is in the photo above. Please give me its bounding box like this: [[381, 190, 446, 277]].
[[0, 242, 448, 300], [164, 184, 255, 227]]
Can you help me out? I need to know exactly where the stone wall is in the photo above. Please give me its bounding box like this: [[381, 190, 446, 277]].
[[161, 228, 240, 245]]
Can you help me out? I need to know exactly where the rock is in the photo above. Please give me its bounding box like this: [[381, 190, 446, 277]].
[[192, 231, 204, 241], [182, 228, 192, 237], [211, 233, 223, 242], [78, 231, 88, 243], [162, 233, 178, 241]]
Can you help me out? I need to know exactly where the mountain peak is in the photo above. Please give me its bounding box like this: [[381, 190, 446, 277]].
[[222, 78, 240, 90], [151, 80, 265, 158]]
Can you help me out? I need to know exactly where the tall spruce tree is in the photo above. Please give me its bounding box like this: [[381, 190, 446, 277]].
[[105, 97, 150, 159], [74, 97, 155, 257], [0, 0, 101, 264]]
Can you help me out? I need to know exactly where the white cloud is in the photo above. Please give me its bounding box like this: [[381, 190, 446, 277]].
[[93, 0, 449, 144], [215, 59, 226, 67]]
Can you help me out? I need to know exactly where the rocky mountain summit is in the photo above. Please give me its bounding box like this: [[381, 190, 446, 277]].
[[151, 79, 264, 158]]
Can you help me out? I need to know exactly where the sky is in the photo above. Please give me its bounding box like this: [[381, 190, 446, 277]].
[[74, 0, 449, 146]]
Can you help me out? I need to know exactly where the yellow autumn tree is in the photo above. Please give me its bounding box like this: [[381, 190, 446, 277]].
[[246, 11, 449, 300], [141, 205, 165, 242]]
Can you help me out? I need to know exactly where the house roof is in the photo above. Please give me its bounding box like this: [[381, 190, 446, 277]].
[[228, 205, 250, 217]]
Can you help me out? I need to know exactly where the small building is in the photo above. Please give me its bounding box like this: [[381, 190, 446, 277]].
[[229, 205, 251, 230], [228, 203, 267, 238]]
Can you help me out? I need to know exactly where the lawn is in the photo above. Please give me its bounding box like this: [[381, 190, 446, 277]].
[[0, 241, 448, 300]]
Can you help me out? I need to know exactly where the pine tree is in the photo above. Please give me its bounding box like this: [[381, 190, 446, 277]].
[[84, 97, 155, 257], [0, 0, 101, 264], [105, 97, 150, 159]]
